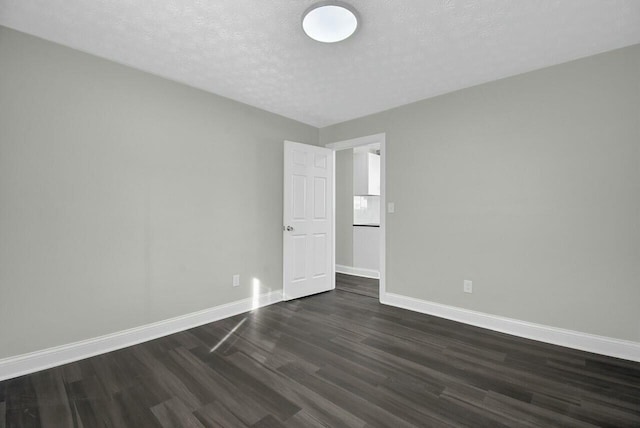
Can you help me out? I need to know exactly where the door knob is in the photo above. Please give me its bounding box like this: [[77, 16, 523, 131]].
[[285, 226, 294, 231]]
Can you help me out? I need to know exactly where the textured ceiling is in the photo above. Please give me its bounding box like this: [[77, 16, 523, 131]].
[[1, 0, 640, 127]]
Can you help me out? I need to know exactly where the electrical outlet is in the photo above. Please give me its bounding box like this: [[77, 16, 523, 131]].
[[464, 280, 472, 293], [233, 274, 240, 287]]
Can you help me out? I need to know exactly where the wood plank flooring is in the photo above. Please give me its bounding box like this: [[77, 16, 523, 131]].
[[335, 273, 379, 298], [1, 275, 639, 427]]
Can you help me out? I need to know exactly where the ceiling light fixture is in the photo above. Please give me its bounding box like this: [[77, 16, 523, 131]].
[[302, 2, 359, 43]]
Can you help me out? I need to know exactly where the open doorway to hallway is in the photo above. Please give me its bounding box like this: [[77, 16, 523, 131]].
[[326, 133, 386, 301]]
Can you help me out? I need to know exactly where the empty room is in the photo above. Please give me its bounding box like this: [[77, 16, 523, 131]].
[[1, 1, 639, 427]]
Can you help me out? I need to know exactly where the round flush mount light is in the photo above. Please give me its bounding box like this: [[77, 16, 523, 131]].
[[302, 2, 359, 43]]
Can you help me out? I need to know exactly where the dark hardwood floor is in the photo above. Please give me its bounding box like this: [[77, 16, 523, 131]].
[[1, 276, 639, 427], [335, 273, 379, 298]]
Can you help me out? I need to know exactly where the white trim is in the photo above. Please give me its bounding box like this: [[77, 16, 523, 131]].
[[325, 133, 386, 151], [335, 264, 380, 279], [379, 135, 386, 298], [330, 149, 336, 292], [0, 290, 283, 382], [326, 132, 386, 300], [381, 292, 640, 362]]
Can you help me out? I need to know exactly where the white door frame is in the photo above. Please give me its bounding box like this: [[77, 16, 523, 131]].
[[325, 133, 386, 299]]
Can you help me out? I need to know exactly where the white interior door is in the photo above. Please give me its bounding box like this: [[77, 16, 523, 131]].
[[283, 141, 334, 300]]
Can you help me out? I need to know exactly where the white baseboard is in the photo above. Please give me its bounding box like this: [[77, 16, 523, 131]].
[[0, 290, 283, 382], [381, 291, 640, 363], [336, 264, 380, 279]]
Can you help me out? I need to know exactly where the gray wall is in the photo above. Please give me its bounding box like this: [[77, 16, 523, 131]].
[[335, 149, 353, 266], [1, 25, 638, 360], [0, 27, 318, 359], [321, 44, 640, 342]]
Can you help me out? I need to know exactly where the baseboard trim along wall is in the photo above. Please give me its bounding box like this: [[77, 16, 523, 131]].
[[336, 264, 380, 279], [0, 290, 283, 382], [4, 288, 637, 382], [381, 291, 640, 363]]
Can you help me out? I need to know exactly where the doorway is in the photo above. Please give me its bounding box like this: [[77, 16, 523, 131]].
[[326, 133, 386, 300]]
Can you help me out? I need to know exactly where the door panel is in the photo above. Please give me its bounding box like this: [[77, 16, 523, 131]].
[[283, 141, 334, 300], [292, 175, 307, 219], [292, 236, 307, 281], [313, 177, 326, 219], [313, 233, 327, 277]]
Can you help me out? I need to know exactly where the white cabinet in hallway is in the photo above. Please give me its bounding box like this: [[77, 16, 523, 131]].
[[353, 225, 380, 271], [353, 152, 380, 196]]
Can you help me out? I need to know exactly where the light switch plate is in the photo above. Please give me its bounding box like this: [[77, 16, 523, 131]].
[[388, 202, 395, 213], [464, 280, 472, 293]]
